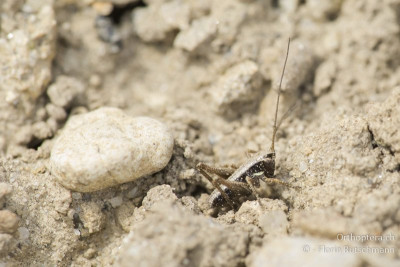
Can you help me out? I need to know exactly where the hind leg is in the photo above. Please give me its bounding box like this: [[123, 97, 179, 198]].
[[196, 163, 251, 209], [196, 163, 235, 179], [196, 163, 236, 209], [245, 176, 264, 207]]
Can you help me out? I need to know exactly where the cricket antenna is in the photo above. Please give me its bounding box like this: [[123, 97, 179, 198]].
[[270, 38, 291, 153]]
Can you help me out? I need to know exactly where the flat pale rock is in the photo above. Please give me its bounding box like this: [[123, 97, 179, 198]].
[[50, 107, 174, 192]]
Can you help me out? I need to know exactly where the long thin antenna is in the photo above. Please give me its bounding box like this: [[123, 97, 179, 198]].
[[270, 38, 290, 152]]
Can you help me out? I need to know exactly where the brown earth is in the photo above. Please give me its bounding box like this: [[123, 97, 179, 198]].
[[0, 0, 399, 266]]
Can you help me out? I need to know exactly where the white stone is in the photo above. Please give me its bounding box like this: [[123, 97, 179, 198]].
[[50, 107, 174, 192], [299, 161, 308, 173], [71, 193, 82, 200], [109, 196, 123, 208], [174, 16, 217, 52], [18, 227, 30, 241]]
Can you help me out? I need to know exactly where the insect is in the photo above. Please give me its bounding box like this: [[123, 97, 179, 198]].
[[196, 38, 293, 210]]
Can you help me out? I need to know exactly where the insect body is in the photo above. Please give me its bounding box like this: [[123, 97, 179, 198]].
[[196, 39, 292, 210]]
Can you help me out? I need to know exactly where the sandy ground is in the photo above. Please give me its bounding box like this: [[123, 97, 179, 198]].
[[0, 0, 400, 266]]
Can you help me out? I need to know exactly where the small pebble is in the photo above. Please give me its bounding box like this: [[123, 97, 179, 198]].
[[71, 193, 82, 200], [126, 187, 139, 199], [0, 233, 13, 255], [306, 0, 342, 21], [210, 60, 263, 119], [32, 121, 53, 140], [313, 60, 336, 97], [47, 76, 85, 108], [179, 169, 196, 180], [46, 117, 58, 134], [0, 183, 12, 201], [299, 161, 308, 173], [79, 202, 105, 234], [84, 247, 97, 259], [142, 185, 178, 210], [116, 202, 136, 232], [174, 16, 217, 52], [0, 210, 19, 234], [133, 1, 190, 42], [109, 196, 123, 208], [46, 103, 67, 122], [92, 2, 114, 16], [279, 40, 315, 94], [18, 227, 30, 241], [50, 107, 174, 192]]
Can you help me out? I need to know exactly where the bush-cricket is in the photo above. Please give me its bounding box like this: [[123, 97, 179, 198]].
[[196, 38, 293, 210]]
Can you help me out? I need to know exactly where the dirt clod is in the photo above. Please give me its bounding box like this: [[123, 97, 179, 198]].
[[0, 210, 19, 234], [118, 202, 249, 267], [1, 0, 400, 265]]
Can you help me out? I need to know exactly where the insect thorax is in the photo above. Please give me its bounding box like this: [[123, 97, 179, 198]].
[[247, 154, 275, 178]]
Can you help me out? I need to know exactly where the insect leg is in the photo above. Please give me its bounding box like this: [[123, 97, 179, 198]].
[[263, 177, 290, 187], [217, 179, 251, 193], [260, 174, 301, 190], [245, 176, 263, 207], [196, 162, 235, 179], [216, 178, 252, 206], [196, 164, 236, 209]]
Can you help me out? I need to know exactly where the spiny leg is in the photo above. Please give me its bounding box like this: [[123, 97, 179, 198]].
[[196, 162, 235, 179], [264, 177, 291, 187], [196, 162, 251, 194], [215, 178, 252, 208], [217, 178, 251, 194], [264, 178, 302, 192], [196, 165, 236, 209], [257, 170, 302, 190], [245, 176, 263, 207]]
